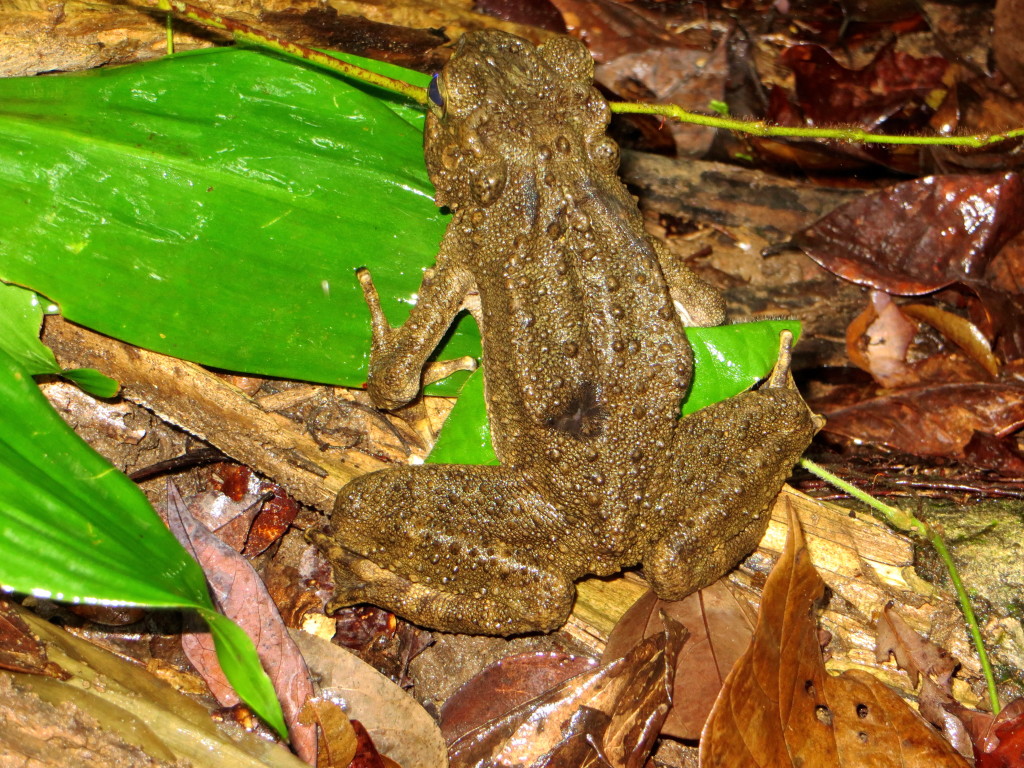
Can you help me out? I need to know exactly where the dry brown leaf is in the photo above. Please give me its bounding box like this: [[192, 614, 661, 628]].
[[602, 583, 754, 740], [447, 620, 684, 768], [163, 483, 317, 762], [700, 505, 968, 767], [289, 629, 447, 768], [900, 303, 1000, 377], [439, 651, 597, 745], [299, 697, 358, 768]]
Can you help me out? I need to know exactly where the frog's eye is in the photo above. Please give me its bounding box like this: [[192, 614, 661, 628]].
[[427, 74, 444, 108]]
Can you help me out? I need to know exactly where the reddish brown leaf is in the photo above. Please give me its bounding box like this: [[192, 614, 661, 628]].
[[876, 605, 958, 689], [700, 501, 968, 766], [206, 464, 297, 556], [163, 483, 317, 763], [782, 43, 946, 131], [602, 583, 753, 740], [0, 598, 69, 679], [947, 698, 1024, 767], [349, 720, 388, 768], [448, 620, 684, 768], [822, 383, 1024, 459], [547, 0, 678, 62], [794, 173, 1024, 295], [874, 606, 972, 754], [439, 651, 597, 745]]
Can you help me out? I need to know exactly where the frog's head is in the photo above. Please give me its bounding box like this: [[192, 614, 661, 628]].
[[424, 30, 620, 212]]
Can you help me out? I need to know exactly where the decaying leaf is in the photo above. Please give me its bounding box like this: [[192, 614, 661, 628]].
[[822, 383, 1024, 459], [439, 651, 597, 744], [164, 483, 317, 762], [447, 620, 684, 768], [845, 291, 918, 387], [290, 629, 447, 768], [794, 172, 1024, 295], [875, 605, 972, 755], [299, 696, 358, 768], [900, 304, 1000, 377], [947, 697, 1024, 767], [602, 583, 754, 740], [700, 505, 967, 767], [0, 599, 70, 680], [0, 602, 308, 768]]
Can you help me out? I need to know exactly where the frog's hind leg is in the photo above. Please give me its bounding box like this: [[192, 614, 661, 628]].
[[311, 464, 575, 635], [642, 335, 820, 600]]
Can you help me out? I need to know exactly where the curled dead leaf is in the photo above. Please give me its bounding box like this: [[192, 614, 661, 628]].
[[700, 504, 968, 766]]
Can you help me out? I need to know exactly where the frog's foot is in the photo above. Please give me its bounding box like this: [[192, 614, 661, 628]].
[[356, 267, 477, 410], [315, 465, 576, 635], [645, 358, 820, 600], [765, 330, 827, 429]]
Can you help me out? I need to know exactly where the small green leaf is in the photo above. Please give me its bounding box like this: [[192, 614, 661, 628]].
[[427, 368, 497, 465], [0, 282, 118, 397], [683, 320, 802, 415], [709, 99, 730, 116], [201, 608, 287, 738]]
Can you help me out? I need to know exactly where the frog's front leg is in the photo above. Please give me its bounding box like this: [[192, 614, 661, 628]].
[[642, 335, 821, 599], [358, 258, 477, 410], [311, 464, 577, 635]]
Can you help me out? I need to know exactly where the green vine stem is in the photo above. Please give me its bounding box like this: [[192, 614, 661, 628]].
[[610, 101, 1024, 148], [800, 457, 1001, 714], [156, 0, 1024, 149]]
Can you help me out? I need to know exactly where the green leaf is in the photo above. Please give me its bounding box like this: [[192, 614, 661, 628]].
[[683, 319, 802, 415], [427, 368, 497, 465], [429, 320, 803, 465], [0, 342, 285, 733], [201, 608, 288, 738], [0, 281, 117, 397], [0, 46, 477, 395], [0, 346, 208, 607]]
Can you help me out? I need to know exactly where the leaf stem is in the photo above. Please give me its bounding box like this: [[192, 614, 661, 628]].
[[800, 458, 1000, 714], [153, 0, 427, 104], [610, 101, 1024, 148]]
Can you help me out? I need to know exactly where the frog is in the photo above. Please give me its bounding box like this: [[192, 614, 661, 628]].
[[310, 30, 820, 635]]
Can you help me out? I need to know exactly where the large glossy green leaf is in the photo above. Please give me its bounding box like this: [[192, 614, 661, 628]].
[[0, 46, 477, 394]]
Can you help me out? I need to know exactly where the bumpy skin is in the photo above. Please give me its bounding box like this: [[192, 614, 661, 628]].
[[311, 31, 819, 635]]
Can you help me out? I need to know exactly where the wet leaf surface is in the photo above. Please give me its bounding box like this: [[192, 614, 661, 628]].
[[822, 383, 1024, 459], [794, 173, 1024, 295]]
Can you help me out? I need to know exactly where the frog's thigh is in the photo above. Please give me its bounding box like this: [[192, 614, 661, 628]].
[[643, 389, 814, 600], [321, 464, 574, 635]]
